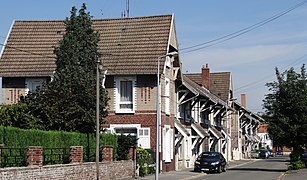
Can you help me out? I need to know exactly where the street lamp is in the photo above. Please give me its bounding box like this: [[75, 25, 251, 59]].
[[96, 58, 103, 180], [155, 51, 178, 180], [225, 98, 236, 164]]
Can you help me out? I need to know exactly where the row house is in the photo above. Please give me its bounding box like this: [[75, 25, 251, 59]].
[[0, 13, 263, 173], [232, 96, 263, 159]]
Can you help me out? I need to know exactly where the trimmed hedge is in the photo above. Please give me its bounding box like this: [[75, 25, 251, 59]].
[[0, 126, 118, 159]]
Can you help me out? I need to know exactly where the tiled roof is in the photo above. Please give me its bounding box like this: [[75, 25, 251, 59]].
[[210, 72, 231, 101], [0, 15, 173, 77], [185, 72, 231, 101], [182, 75, 226, 106]]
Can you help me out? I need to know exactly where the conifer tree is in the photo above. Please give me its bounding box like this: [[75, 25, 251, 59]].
[[27, 4, 108, 133]]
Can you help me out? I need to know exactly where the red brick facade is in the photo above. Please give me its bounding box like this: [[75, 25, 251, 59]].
[[104, 111, 176, 172]]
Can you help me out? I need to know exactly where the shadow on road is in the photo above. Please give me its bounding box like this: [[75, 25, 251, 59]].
[[228, 167, 287, 173], [263, 159, 290, 163]]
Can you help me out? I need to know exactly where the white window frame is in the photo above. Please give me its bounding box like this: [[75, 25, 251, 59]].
[[114, 76, 136, 113], [165, 78, 170, 115], [25, 78, 46, 95]]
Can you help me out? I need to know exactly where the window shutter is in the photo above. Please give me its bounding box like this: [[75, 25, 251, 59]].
[[170, 128, 174, 159], [162, 127, 166, 160], [138, 128, 150, 149]]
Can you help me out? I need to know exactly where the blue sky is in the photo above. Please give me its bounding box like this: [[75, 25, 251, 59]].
[[1, 0, 307, 112]]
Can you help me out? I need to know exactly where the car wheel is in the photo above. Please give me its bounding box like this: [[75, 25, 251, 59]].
[[194, 168, 200, 172], [218, 165, 222, 173], [222, 165, 227, 172]]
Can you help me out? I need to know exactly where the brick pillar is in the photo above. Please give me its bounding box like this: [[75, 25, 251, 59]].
[[70, 146, 83, 163], [27, 146, 43, 167], [128, 146, 136, 160], [102, 146, 113, 162]]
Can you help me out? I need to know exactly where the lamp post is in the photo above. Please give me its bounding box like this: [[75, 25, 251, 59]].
[[155, 52, 178, 180], [249, 118, 252, 160], [96, 58, 103, 180], [225, 98, 236, 164]]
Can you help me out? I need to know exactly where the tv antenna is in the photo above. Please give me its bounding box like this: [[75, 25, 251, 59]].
[[121, 0, 130, 18]]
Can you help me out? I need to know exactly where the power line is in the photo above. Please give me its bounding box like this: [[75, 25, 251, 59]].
[[0, 43, 55, 59], [235, 53, 307, 92], [180, 0, 307, 54]]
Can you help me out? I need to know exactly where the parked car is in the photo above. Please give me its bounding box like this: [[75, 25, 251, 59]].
[[276, 150, 283, 156], [251, 150, 259, 159], [259, 150, 269, 159], [268, 149, 274, 157], [194, 152, 227, 173]]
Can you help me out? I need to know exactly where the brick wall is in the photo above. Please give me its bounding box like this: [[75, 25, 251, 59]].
[[0, 161, 134, 180]]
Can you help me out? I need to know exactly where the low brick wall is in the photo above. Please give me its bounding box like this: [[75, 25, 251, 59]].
[[0, 160, 134, 180]]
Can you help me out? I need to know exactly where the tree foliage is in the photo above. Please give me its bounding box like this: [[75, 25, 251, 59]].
[[263, 65, 307, 158], [23, 3, 108, 133], [0, 103, 37, 129]]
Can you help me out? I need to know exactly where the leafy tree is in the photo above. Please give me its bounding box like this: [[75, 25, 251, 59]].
[[0, 103, 37, 129], [24, 3, 108, 133], [263, 65, 307, 160]]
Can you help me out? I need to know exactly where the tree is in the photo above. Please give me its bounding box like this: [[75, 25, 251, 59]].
[[25, 3, 108, 133], [263, 65, 307, 160]]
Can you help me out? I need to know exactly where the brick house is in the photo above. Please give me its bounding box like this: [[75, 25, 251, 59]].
[[0, 14, 181, 172]]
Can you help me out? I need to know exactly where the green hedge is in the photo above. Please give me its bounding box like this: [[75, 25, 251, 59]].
[[0, 126, 118, 159]]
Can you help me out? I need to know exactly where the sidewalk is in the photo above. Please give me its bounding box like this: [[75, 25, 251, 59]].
[[282, 168, 307, 180], [132, 159, 254, 180]]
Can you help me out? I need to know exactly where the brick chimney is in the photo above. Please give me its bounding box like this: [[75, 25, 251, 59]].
[[201, 64, 210, 89], [241, 93, 246, 108]]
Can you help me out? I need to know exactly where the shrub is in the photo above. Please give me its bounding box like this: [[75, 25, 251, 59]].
[[288, 160, 306, 170], [0, 126, 118, 160], [137, 147, 155, 177]]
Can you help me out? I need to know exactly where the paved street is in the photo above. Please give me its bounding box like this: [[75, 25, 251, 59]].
[[131, 156, 307, 180]]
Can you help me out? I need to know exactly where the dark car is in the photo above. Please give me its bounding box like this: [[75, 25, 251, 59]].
[[194, 152, 227, 173], [268, 149, 274, 157], [259, 150, 269, 159], [276, 150, 283, 156]]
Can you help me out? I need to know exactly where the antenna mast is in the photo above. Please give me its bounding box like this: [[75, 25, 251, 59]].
[[126, 0, 130, 17], [121, 0, 130, 18]]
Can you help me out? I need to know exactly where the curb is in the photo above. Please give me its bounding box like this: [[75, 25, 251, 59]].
[[181, 173, 207, 180]]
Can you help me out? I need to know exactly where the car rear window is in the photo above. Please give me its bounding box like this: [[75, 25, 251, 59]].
[[201, 152, 220, 159]]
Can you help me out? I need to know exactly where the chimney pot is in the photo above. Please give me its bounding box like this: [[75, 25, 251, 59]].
[[201, 64, 210, 89], [241, 94, 246, 108]]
